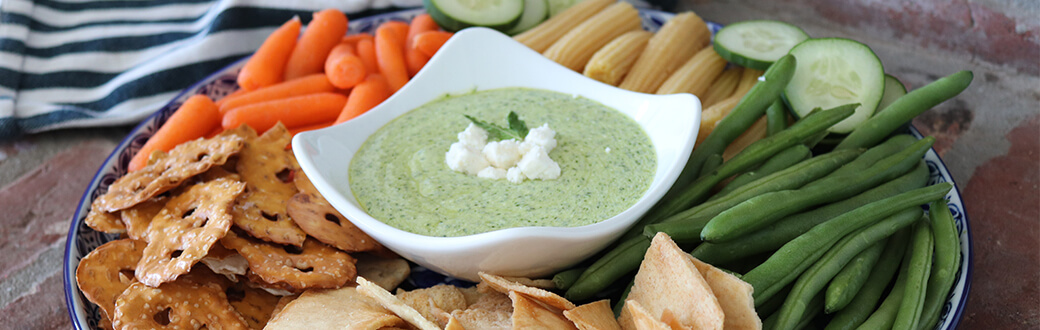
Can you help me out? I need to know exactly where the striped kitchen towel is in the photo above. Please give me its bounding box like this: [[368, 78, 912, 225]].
[[0, 0, 421, 140]]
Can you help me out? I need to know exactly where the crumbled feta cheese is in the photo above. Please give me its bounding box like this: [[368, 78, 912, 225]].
[[506, 167, 526, 184], [605, 147, 611, 153], [457, 123, 488, 150], [518, 145, 561, 180], [445, 142, 488, 175], [483, 139, 522, 168], [477, 166, 507, 180], [520, 124, 557, 153]]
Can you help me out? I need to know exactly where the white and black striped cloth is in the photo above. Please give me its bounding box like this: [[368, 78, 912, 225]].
[[0, 0, 422, 139]]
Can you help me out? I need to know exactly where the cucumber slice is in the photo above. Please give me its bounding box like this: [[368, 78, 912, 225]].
[[547, 0, 581, 17], [877, 74, 907, 112], [713, 20, 809, 70], [783, 38, 885, 134], [505, 0, 549, 35], [424, 0, 524, 32]]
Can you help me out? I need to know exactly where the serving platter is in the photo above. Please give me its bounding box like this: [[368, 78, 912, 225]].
[[62, 8, 972, 330]]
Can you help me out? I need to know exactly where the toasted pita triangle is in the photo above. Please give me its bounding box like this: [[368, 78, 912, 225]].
[[564, 299, 622, 330], [688, 256, 761, 330], [479, 272, 576, 310], [510, 291, 578, 329]]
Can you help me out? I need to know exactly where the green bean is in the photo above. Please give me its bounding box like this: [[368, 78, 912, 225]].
[[764, 293, 825, 330], [767, 100, 789, 136], [701, 136, 933, 242], [857, 251, 912, 330], [918, 200, 962, 330], [644, 148, 861, 244], [825, 240, 887, 312], [893, 221, 934, 330], [564, 236, 650, 301], [690, 161, 928, 265], [710, 145, 812, 200], [825, 229, 911, 330], [741, 182, 951, 306], [836, 70, 973, 150], [633, 104, 855, 237], [758, 284, 794, 319], [773, 207, 921, 330], [701, 153, 724, 177], [820, 134, 917, 180], [552, 267, 586, 291], [668, 55, 797, 196]]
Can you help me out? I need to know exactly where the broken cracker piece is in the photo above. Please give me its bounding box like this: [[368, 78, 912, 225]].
[[510, 291, 578, 329], [564, 300, 622, 330], [84, 201, 125, 234], [265, 286, 405, 330], [689, 256, 761, 330], [397, 284, 469, 327], [96, 133, 244, 212], [135, 178, 245, 287], [356, 254, 411, 291], [357, 276, 442, 330], [479, 272, 575, 311], [287, 191, 381, 252], [618, 233, 724, 330]]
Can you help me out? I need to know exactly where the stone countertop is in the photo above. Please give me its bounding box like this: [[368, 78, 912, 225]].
[[1, 0, 1037, 328]]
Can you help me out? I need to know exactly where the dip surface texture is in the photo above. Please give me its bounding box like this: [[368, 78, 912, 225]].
[[349, 88, 655, 237]]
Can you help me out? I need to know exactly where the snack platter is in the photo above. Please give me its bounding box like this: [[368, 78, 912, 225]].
[[62, 8, 972, 330]]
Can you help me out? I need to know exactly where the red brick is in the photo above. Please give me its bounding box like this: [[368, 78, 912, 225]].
[[0, 141, 115, 281], [959, 115, 1040, 328], [0, 271, 73, 329]]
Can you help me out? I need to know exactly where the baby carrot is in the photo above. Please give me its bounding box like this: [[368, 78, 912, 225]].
[[341, 32, 374, 46], [356, 38, 379, 74], [222, 92, 349, 132], [406, 14, 439, 47], [219, 74, 336, 114], [129, 94, 221, 171], [289, 121, 335, 136], [284, 9, 349, 80], [335, 74, 391, 124], [214, 89, 247, 107], [413, 31, 452, 58], [405, 47, 429, 77], [238, 17, 301, 91], [325, 43, 367, 89], [375, 22, 410, 92], [382, 21, 410, 48]]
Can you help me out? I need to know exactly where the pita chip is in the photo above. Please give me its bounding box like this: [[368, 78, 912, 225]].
[[688, 256, 761, 330], [564, 300, 622, 330]]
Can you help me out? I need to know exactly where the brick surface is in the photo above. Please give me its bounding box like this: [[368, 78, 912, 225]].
[[959, 115, 1040, 329], [0, 271, 72, 329], [0, 140, 116, 281]]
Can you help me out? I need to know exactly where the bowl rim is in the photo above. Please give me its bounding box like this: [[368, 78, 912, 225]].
[[61, 8, 972, 330], [293, 26, 700, 248]]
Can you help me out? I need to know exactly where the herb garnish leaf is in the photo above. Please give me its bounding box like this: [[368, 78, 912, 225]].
[[465, 111, 528, 141]]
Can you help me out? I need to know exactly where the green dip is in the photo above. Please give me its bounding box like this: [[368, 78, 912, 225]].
[[349, 87, 655, 237]]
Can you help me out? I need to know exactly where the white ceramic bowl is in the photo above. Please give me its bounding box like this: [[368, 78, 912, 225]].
[[293, 27, 701, 281]]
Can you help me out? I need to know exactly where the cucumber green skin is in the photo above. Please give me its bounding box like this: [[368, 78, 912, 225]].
[[825, 240, 887, 312], [773, 207, 921, 330], [423, 0, 523, 32], [917, 200, 961, 330], [700, 136, 933, 243], [711, 144, 810, 200], [782, 38, 886, 134], [892, 221, 934, 330], [825, 229, 911, 330], [505, 0, 548, 35], [878, 74, 908, 112], [713, 20, 809, 71], [740, 181, 952, 306], [652, 55, 798, 227], [645, 148, 862, 245], [836, 70, 973, 150], [689, 159, 927, 266]]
